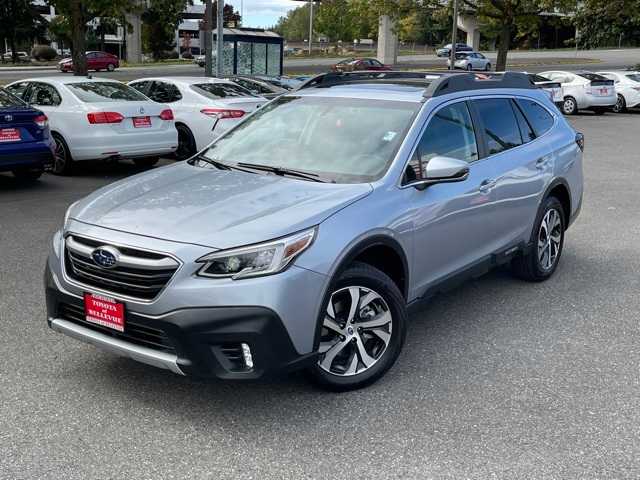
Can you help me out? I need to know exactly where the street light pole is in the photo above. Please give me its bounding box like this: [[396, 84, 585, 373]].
[[204, 0, 213, 77], [308, 0, 314, 56], [449, 0, 458, 70], [216, 0, 224, 77]]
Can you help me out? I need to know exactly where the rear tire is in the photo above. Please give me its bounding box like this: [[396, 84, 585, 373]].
[[133, 157, 159, 168], [308, 262, 407, 392], [511, 196, 565, 282], [12, 168, 43, 181], [51, 133, 73, 175], [562, 97, 578, 115], [107, 63, 116, 72]]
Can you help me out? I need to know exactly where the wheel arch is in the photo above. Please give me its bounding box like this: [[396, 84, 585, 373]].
[[543, 178, 572, 230], [311, 233, 410, 351]]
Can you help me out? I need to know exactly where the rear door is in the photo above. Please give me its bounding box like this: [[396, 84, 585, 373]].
[[472, 97, 553, 249]]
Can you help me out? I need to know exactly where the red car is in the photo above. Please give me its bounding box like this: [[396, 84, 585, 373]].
[[58, 51, 120, 73], [331, 58, 392, 72]]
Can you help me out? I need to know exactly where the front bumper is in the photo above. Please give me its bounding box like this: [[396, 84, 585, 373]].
[[45, 267, 318, 380]]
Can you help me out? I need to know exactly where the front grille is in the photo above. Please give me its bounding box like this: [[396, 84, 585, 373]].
[[58, 302, 176, 354], [64, 235, 179, 301]]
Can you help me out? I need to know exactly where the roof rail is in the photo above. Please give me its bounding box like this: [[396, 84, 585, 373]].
[[296, 70, 535, 97]]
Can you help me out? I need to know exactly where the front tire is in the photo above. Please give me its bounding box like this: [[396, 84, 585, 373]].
[[308, 262, 407, 391], [613, 94, 626, 113], [562, 96, 578, 115], [511, 196, 565, 282], [485, 63, 491, 71], [466, 63, 473, 71], [175, 124, 197, 160], [51, 133, 73, 175]]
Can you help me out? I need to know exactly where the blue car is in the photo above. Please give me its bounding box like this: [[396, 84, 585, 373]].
[[0, 87, 54, 180]]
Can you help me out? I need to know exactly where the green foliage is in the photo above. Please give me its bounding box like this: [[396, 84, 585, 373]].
[[142, 0, 189, 60], [274, 4, 312, 41], [0, 0, 48, 62], [574, 0, 640, 48], [48, 15, 72, 46], [31, 45, 58, 60]]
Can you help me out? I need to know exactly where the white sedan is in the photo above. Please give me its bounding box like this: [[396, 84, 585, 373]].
[[539, 71, 616, 115], [128, 77, 267, 160], [5, 77, 178, 174], [596, 70, 640, 113], [447, 52, 491, 71]]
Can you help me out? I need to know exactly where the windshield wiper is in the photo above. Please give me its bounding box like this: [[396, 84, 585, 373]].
[[236, 162, 325, 182], [191, 155, 255, 173]]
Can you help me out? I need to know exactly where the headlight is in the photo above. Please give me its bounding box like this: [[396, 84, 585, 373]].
[[196, 228, 316, 280]]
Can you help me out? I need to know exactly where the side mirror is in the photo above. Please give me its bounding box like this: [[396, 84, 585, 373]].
[[412, 156, 470, 190]]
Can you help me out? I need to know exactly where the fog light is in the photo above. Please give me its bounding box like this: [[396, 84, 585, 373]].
[[241, 343, 254, 369]]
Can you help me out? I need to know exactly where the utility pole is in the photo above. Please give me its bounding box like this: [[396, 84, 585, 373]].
[[449, 0, 458, 70], [308, 0, 314, 56], [204, 0, 213, 77], [216, 0, 224, 77]]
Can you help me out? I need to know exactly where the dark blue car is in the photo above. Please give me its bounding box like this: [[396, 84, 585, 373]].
[[0, 87, 54, 180]]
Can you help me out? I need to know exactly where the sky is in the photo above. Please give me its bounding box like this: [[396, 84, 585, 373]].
[[221, 0, 302, 28]]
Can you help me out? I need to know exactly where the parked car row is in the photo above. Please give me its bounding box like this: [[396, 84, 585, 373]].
[[1, 75, 272, 177]]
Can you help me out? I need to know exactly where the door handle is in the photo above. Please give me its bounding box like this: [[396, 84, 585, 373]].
[[536, 157, 550, 170], [479, 179, 496, 194]]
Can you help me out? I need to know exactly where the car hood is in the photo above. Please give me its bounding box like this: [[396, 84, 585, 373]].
[[69, 162, 373, 249]]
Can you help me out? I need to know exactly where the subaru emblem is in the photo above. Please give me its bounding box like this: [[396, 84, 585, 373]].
[[3, 114, 12, 122], [91, 246, 120, 269]]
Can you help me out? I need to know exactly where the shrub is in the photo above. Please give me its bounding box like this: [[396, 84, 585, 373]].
[[181, 51, 193, 59], [31, 45, 57, 61]]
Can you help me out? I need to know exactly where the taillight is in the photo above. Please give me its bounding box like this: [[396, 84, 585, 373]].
[[87, 112, 124, 124], [575, 132, 585, 152], [159, 109, 174, 120], [34, 114, 48, 128], [200, 108, 245, 119]]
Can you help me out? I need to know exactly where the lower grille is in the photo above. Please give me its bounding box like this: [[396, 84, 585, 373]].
[[58, 302, 176, 354], [64, 235, 179, 301]]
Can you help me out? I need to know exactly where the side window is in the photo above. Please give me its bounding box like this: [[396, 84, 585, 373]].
[[473, 98, 522, 155], [407, 102, 478, 179], [516, 99, 555, 137], [28, 83, 61, 107], [511, 99, 536, 143], [129, 81, 151, 96], [149, 81, 182, 103], [5, 82, 30, 100]]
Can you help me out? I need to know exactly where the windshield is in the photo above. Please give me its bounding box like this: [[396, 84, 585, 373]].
[[67, 82, 148, 102], [530, 74, 552, 83], [201, 96, 419, 183], [191, 83, 256, 99], [0, 88, 26, 107], [626, 73, 640, 83]]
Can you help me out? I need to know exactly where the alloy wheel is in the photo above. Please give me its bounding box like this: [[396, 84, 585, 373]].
[[614, 94, 625, 113], [563, 98, 576, 115], [53, 136, 67, 174], [318, 286, 392, 377], [537, 208, 562, 271]]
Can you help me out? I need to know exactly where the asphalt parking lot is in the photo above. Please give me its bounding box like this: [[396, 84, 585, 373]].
[[1, 111, 639, 479]]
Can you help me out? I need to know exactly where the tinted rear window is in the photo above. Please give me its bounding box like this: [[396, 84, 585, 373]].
[[191, 83, 256, 99], [516, 99, 555, 137], [67, 82, 148, 102], [0, 88, 25, 107], [529, 74, 552, 83], [577, 73, 608, 81], [626, 74, 640, 82]]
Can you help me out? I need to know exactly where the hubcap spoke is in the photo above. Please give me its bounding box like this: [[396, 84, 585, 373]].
[[355, 337, 375, 368], [346, 287, 360, 323], [370, 328, 391, 345], [319, 339, 349, 371], [358, 310, 391, 329], [323, 315, 342, 335], [538, 208, 562, 270]]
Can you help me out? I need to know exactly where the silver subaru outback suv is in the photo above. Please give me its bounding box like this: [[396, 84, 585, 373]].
[[45, 72, 584, 391]]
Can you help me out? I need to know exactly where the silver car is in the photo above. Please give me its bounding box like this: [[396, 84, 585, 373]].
[[45, 71, 584, 391], [447, 52, 492, 71]]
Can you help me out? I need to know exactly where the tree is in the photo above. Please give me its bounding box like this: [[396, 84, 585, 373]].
[[574, 0, 640, 48], [462, 0, 575, 71], [47, 0, 139, 74], [142, 0, 190, 60], [274, 4, 312, 41], [314, 0, 355, 42], [48, 15, 73, 53], [0, 0, 47, 63]]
